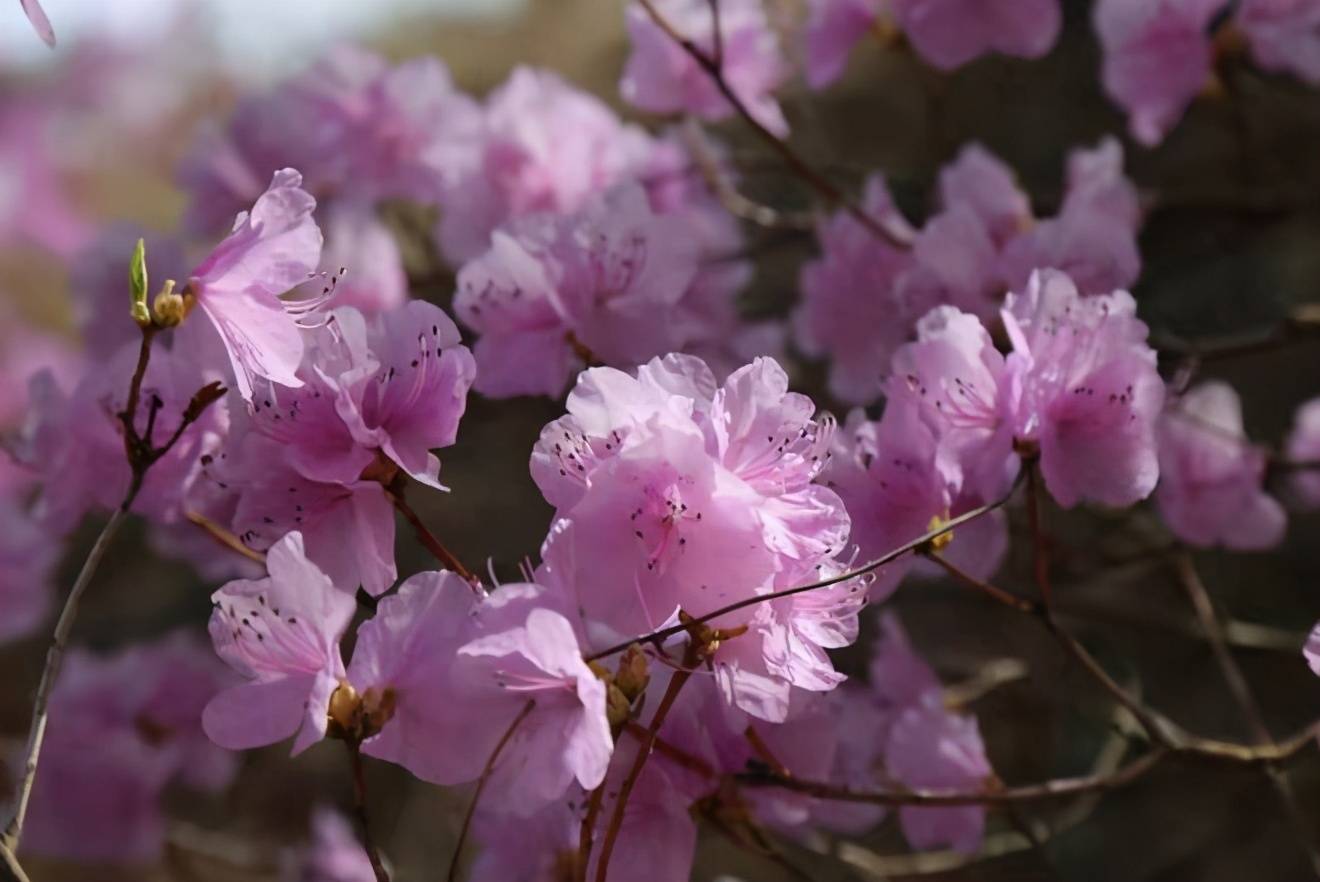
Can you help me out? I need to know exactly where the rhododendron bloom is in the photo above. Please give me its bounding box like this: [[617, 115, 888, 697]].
[[203, 532, 356, 753], [1286, 397, 1320, 509], [1156, 382, 1286, 549], [187, 168, 326, 401], [223, 301, 473, 593], [455, 184, 700, 398], [1237, 0, 1320, 85], [436, 66, 652, 264], [350, 573, 611, 811], [893, 0, 1062, 71], [1093, 0, 1224, 146], [0, 499, 54, 645], [1306, 622, 1320, 677], [891, 270, 1163, 508], [802, 0, 883, 88], [794, 175, 919, 405], [826, 403, 1007, 598], [622, 0, 790, 136], [532, 354, 851, 719]]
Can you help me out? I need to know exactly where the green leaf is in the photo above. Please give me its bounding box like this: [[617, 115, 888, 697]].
[[129, 238, 151, 326]]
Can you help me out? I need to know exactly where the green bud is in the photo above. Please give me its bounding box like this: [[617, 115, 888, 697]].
[[129, 238, 151, 327]]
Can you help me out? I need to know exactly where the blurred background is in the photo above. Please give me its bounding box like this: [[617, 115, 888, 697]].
[[2, 0, 1320, 880]]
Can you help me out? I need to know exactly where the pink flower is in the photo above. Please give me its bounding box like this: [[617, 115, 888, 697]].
[[870, 614, 991, 854], [1156, 382, 1286, 549], [532, 354, 851, 719], [1237, 0, 1320, 85], [202, 532, 356, 754], [455, 183, 700, 398], [22, 633, 237, 862], [794, 175, 919, 404], [349, 572, 612, 812], [621, 0, 791, 136], [825, 402, 1008, 598], [222, 301, 473, 593], [802, 0, 883, 88], [319, 202, 408, 316], [19, 0, 54, 47], [281, 809, 377, 882], [187, 168, 326, 402], [436, 67, 653, 264], [937, 144, 1033, 245], [1285, 397, 1320, 508], [1093, 0, 1226, 146], [891, 270, 1163, 509], [1002, 270, 1165, 507], [892, 0, 1062, 70]]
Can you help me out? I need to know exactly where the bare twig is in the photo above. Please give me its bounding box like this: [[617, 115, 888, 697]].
[[632, 0, 911, 248], [447, 701, 535, 882], [347, 741, 390, 882], [385, 483, 479, 590], [584, 480, 1020, 663], [186, 509, 267, 564]]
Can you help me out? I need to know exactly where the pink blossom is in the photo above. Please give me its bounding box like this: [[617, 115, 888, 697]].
[[455, 184, 700, 398], [621, 0, 790, 136], [350, 572, 612, 811], [1002, 270, 1164, 507], [793, 175, 920, 404], [937, 144, 1033, 246], [19, 0, 55, 46], [202, 532, 356, 754], [1237, 0, 1320, 84], [825, 402, 1008, 598], [1285, 397, 1320, 508], [187, 168, 326, 402], [532, 354, 851, 719], [870, 614, 992, 853], [436, 67, 653, 264], [893, 0, 1062, 70], [1093, 0, 1226, 146], [23, 633, 237, 862], [0, 102, 92, 257], [1156, 382, 1286, 549], [282, 809, 377, 882], [222, 301, 473, 592], [803, 0, 883, 88]]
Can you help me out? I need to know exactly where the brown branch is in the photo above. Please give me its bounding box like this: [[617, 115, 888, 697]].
[[924, 551, 1040, 614], [346, 741, 390, 882], [595, 659, 695, 882], [385, 484, 480, 590], [632, 0, 911, 249], [1023, 461, 1053, 608], [737, 749, 1169, 806], [1173, 553, 1320, 875], [447, 700, 535, 882]]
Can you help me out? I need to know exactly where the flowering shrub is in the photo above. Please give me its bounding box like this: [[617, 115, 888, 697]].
[[2, 2, 1320, 881]]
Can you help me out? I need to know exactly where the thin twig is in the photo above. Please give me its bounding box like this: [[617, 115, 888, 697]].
[[447, 701, 535, 882], [595, 662, 695, 882], [924, 551, 1040, 614], [1174, 552, 1320, 876], [737, 749, 1168, 806], [347, 741, 390, 882], [585, 480, 1020, 662], [186, 510, 267, 564], [385, 485, 480, 590], [1024, 461, 1053, 607], [632, 0, 911, 249]]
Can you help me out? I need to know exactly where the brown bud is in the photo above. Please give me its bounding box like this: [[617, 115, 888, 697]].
[[614, 644, 650, 702], [326, 681, 362, 740]]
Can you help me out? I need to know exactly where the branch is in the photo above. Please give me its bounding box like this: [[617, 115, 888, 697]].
[[346, 741, 390, 882], [737, 749, 1168, 806], [447, 700, 534, 882], [385, 483, 480, 590], [632, 0, 912, 249], [583, 480, 1019, 663]]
